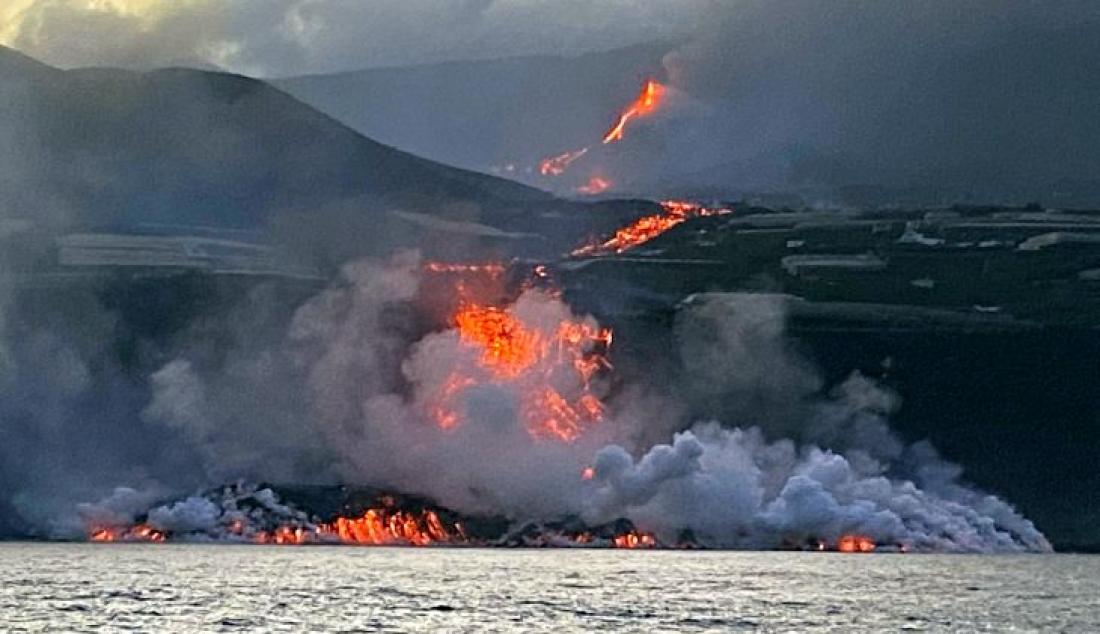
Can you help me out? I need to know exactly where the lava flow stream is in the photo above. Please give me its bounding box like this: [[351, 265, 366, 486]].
[[572, 200, 733, 257], [601, 79, 666, 145], [537, 78, 668, 189]]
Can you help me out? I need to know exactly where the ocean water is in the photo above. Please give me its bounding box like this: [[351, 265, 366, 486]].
[[1, 544, 1097, 632]]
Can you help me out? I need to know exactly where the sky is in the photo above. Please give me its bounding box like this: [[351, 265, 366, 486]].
[[0, 0, 715, 77]]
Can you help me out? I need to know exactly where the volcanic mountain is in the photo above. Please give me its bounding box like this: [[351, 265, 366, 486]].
[[0, 45, 650, 266], [2, 45, 1095, 551], [278, 28, 1100, 207], [275, 44, 671, 182]]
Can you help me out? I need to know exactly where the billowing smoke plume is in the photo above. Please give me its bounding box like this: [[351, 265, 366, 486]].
[[649, 1, 1100, 201], [0, 279, 148, 536], [582, 292, 1048, 551], [585, 413, 1048, 551], [75, 254, 1049, 552], [142, 254, 615, 520], [0, 2, 1077, 550]]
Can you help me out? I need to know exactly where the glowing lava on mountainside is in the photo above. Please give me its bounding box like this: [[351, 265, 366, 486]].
[[572, 200, 732, 257], [535, 78, 668, 194]]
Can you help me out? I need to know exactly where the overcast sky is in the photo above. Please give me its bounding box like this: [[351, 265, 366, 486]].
[[5, 1, 1099, 79], [1, 0, 715, 77]]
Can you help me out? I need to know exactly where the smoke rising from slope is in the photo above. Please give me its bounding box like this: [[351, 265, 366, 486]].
[[0, 2, 1087, 549], [54, 254, 1047, 551], [650, 1, 1100, 197], [8, 2, 1100, 202]]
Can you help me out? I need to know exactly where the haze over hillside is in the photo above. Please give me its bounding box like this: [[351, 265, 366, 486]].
[[276, 44, 670, 178], [279, 20, 1100, 208], [0, 45, 601, 265]]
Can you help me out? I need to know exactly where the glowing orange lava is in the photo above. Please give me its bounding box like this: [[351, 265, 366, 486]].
[[252, 507, 467, 546], [89, 528, 116, 542], [430, 374, 477, 430], [89, 523, 165, 543], [254, 525, 315, 545], [572, 200, 733, 257], [613, 531, 658, 549], [320, 509, 462, 546], [537, 78, 667, 181], [602, 79, 666, 144], [576, 176, 612, 195], [434, 294, 612, 442], [540, 148, 589, 176], [454, 306, 543, 378], [836, 534, 876, 553], [90, 507, 468, 547]]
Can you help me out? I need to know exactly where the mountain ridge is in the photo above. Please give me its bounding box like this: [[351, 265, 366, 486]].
[[0, 45, 571, 264]]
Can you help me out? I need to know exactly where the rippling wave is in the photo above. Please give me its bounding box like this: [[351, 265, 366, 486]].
[[2, 544, 1097, 631]]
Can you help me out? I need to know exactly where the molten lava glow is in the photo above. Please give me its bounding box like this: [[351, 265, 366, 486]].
[[537, 79, 666, 180], [89, 528, 116, 542], [836, 534, 876, 553], [572, 200, 733, 257], [319, 509, 461, 546], [539, 148, 589, 176], [89, 524, 165, 543], [90, 507, 468, 547], [454, 306, 543, 378], [581, 466, 596, 480], [431, 374, 477, 430], [576, 176, 612, 195], [602, 79, 666, 144], [435, 293, 612, 442], [255, 526, 315, 545], [613, 531, 658, 549], [252, 508, 466, 546]]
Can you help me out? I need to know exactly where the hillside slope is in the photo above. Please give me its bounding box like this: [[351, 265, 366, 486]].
[[278, 29, 1100, 207], [276, 44, 670, 181], [0, 46, 574, 263]]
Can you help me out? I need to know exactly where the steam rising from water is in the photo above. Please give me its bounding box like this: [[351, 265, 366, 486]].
[[1, 254, 1050, 551]]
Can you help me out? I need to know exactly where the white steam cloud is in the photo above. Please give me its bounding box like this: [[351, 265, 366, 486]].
[[129, 255, 1052, 551], [0, 248, 1049, 551]]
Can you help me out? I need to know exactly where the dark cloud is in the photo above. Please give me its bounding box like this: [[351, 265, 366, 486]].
[[641, 0, 1100, 198]]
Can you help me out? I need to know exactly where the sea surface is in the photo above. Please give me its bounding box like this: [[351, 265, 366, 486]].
[[1, 543, 1098, 632]]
